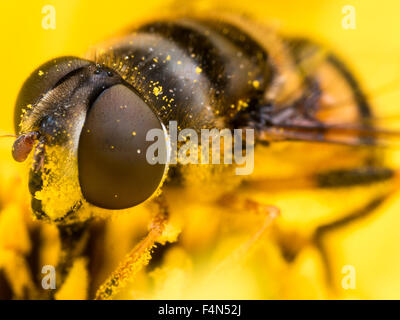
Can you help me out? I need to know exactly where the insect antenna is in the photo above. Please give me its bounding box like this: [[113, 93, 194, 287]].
[[11, 132, 40, 162], [0, 134, 17, 138]]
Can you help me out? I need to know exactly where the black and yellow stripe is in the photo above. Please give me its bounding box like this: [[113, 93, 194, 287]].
[[94, 17, 274, 130]]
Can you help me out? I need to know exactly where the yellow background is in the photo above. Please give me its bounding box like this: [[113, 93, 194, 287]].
[[1, 0, 400, 299]]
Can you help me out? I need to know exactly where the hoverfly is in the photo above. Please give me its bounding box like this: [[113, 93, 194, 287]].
[[6, 12, 400, 299]]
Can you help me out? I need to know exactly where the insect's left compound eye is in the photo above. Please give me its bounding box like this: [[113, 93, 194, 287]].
[[78, 84, 168, 209]]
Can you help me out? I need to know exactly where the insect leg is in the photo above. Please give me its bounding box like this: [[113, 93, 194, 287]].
[[312, 191, 392, 288], [246, 167, 397, 290], [246, 166, 395, 192], [53, 222, 89, 298], [94, 196, 169, 300], [212, 194, 280, 274]]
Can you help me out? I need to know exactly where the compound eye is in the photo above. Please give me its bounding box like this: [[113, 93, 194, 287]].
[[78, 84, 168, 209]]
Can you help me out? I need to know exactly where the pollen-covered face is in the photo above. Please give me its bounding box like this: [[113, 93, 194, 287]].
[[13, 57, 168, 223]]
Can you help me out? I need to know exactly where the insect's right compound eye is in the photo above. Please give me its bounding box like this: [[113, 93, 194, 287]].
[[14, 56, 90, 133], [78, 84, 168, 210]]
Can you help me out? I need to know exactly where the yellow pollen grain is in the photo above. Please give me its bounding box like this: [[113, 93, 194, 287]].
[[195, 66, 202, 74], [153, 86, 163, 96], [177, 61, 182, 65], [38, 70, 44, 76], [252, 80, 260, 89], [166, 55, 171, 61], [132, 131, 136, 136], [110, 145, 115, 150]]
